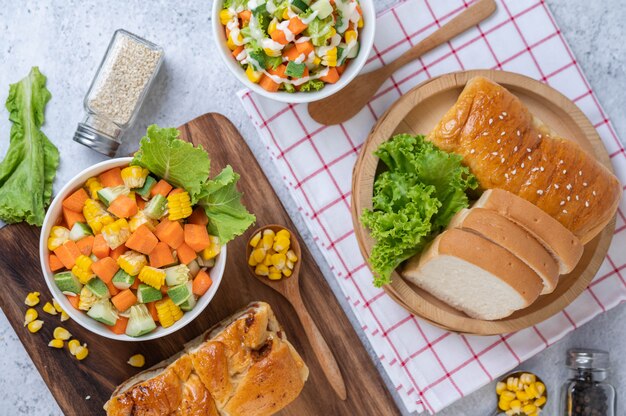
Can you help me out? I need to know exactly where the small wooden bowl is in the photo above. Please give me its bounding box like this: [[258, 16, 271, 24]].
[[352, 70, 616, 335]]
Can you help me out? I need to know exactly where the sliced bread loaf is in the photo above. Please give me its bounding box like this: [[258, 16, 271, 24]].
[[448, 208, 560, 294], [402, 229, 544, 320], [474, 188, 583, 274]]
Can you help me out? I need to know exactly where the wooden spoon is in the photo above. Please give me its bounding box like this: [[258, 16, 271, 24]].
[[308, 0, 497, 125], [246, 224, 347, 400]]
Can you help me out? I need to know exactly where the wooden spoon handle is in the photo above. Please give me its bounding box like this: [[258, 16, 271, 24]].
[[291, 294, 347, 400], [387, 0, 497, 73]]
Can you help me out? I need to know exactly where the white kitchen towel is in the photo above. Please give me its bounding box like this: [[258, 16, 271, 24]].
[[238, 0, 626, 413]]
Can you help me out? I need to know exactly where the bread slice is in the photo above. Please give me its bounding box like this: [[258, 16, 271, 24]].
[[402, 229, 544, 320], [449, 208, 559, 294], [474, 188, 583, 274]]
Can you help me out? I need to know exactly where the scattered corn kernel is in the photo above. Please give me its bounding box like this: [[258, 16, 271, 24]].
[[268, 271, 282, 280], [43, 301, 58, 316], [75, 345, 89, 360], [27, 320, 44, 333], [25, 292, 41, 306], [48, 339, 64, 349], [251, 227, 299, 281], [127, 354, 145, 368], [263, 253, 272, 267], [68, 339, 81, 355], [358, 17, 364, 28], [23, 308, 38, 326], [60, 311, 70, 322], [268, 18, 278, 35], [53, 327, 71, 341], [52, 298, 64, 313]]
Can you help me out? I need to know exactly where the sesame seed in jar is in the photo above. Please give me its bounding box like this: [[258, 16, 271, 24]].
[[567, 196, 571, 201], [531, 167, 539, 172], [538, 134, 543, 138]]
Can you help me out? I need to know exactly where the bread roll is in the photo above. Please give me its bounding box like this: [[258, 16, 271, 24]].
[[428, 76, 621, 244], [105, 302, 308, 416]]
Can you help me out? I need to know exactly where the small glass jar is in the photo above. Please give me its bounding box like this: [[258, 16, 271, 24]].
[[74, 29, 164, 156], [560, 349, 616, 416]]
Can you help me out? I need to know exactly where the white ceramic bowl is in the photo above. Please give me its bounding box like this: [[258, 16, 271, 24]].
[[212, 0, 376, 103], [39, 157, 226, 341]]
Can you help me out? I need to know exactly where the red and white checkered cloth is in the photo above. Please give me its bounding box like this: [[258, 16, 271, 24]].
[[238, 0, 626, 413]]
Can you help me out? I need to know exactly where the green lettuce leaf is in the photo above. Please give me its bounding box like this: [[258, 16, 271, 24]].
[[0, 67, 59, 226], [131, 125, 210, 203], [197, 165, 256, 244], [299, 79, 325, 92], [361, 134, 477, 287], [306, 16, 334, 46]]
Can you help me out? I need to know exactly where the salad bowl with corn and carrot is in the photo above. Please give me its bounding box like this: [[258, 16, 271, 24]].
[[40, 125, 255, 340]]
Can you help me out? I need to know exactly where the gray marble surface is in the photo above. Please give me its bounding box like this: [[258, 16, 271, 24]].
[[0, 0, 624, 415]]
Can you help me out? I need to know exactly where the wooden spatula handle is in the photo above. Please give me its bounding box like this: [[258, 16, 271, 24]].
[[388, 0, 497, 73], [291, 293, 347, 400]]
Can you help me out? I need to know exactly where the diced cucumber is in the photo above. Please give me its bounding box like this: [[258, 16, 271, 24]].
[[125, 304, 156, 337], [292, 0, 310, 13], [54, 271, 83, 294], [165, 264, 190, 287], [144, 194, 167, 219], [347, 41, 359, 59], [310, 0, 333, 19], [97, 185, 130, 207], [87, 299, 118, 326], [179, 294, 197, 312], [112, 269, 135, 290], [69, 222, 93, 241], [187, 259, 200, 278], [197, 256, 215, 268], [167, 281, 193, 306], [135, 176, 157, 200], [86, 277, 110, 298], [137, 284, 163, 303]]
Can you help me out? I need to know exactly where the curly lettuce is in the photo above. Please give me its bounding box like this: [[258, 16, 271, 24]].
[[360, 134, 478, 287], [306, 16, 335, 46], [299, 79, 325, 92]]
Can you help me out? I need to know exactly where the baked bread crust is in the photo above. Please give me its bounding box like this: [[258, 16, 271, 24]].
[[105, 302, 309, 416], [428, 76, 621, 243]]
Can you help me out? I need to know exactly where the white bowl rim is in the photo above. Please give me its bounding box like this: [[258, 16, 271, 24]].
[[211, 0, 377, 104], [39, 157, 227, 341]]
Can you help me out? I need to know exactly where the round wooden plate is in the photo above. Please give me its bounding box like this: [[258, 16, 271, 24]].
[[352, 70, 616, 335]]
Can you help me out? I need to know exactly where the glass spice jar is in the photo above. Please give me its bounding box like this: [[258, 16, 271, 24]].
[[74, 29, 164, 156], [560, 349, 616, 416]]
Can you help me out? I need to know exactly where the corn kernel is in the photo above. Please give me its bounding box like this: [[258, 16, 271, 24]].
[[60, 311, 70, 322], [268, 272, 282, 280], [534, 382, 545, 397], [534, 396, 546, 407], [52, 298, 64, 313], [255, 264, 269, 276], [273, 237, 290, 252], [498, 399, 511, 411], [505, 410, 516, 416], [276, 229, 290, 240], [509, 399, 521, 410], [358, 17, 364, 28], [252, 248, 266, 264], [201, 236, 221, 260], [48, 226, 70, 251], [282, 8, 289, 19], [261, 230, 275, 249], [68, 339, 81, 355], [227, 35, 237, 50], [516, 390, 529, 401], [27, 320, 44, 333], [219, 9, 233, 25], [522, 404, 537, 414], [75, 345, 89, 360], [520, 373, 536, 385], [525, 383, 537, 398], [43, 302, 58, 315], [283, 268, 292, 277], [127, 354, 145, 368], [72, 254, 95, 284], [500, 391, 516, 402], [53, 327, 71, 341], [246, 64, 262, 83], [313, 56, 321, 65], [286, 259, 294, 270], [249, 231, 262, 247], [167, 191, 193, 221], [507, 377, 519, 391], [496, 381, 507, 394], [25, 292, 40, 307], [48, 339, 64, 349], [248, 251, 259, 266], [345, 30, 358, 44], [85, 177, 103, 199], [286, 249, 298, 262], [263, 253, 272, 266], [268, 18, 278, 34], [271, 253, 287, 270]]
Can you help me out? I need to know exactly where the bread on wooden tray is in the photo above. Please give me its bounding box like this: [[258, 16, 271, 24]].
[[402, 229, 544, 320], [428, 76, 621, 244], [448, 207, 560, 294], [105, 302, 309, 416]]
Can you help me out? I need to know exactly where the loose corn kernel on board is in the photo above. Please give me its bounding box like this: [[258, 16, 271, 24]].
[[0, 113, 399, 416]]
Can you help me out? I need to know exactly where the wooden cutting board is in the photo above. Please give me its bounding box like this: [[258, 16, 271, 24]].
[[0, 113, 400, 416]]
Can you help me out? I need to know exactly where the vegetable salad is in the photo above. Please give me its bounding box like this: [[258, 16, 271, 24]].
[[220, 0, 364, 92], [46, 125, 255, 337]]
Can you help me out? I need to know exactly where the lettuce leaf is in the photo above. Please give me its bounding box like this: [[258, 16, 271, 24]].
[[131, 125, 210, 203], [0, 67, 59, 226], [306, 16, 334, 46], [360, 134, 477, 287], [197, 165, 256, 244], [299, 79, 325, 92]]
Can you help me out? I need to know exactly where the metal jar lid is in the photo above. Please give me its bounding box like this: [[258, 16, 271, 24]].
[[74, 121, 120, 157], [566, 348, 610, 370]]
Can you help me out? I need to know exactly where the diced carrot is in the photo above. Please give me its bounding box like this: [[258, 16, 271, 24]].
[[151, 179, 173, 197], [99, 167, 124, 187], [110, 245, 128, 260], [320, 67, 340, 84], [63, 208, 86, 230], [283, 45, 302, 61], [108, 316, 129, 334], [192, 268, 213, 296], [111, 289, 137, 312], [54, 240, 81, 269], [76, 235, 94, 256], [125, 224, 159, 254], [149, 242, 176, 268], [295, 40, 314, 56], [288, 17, 308, 35], [160, 285, 169, 295], [131, 277, 140, 290], [269, 64, 287, 78], [106, 279, 120, 296], [232, 45, 244, 59], [136, 198, 146, 210], [259, 75, 281, 92], [238, 9, 252, 24], [67, 294, 81, 310], [91, 257, 119, 283], [92, 234, 110, 259], [356, 4, 362, 15], [176, 243, 197, 265], [155, 220, 184, 249], [270, 29, 289, 45], [107, 194, 138, 218], [49, 254, 64, 272], [147, 302, 159, 322], [184, 224, 211, 252], [62, 188, 89, 212], [336, 62, 348, 75], [187, 207, 208, 225]]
